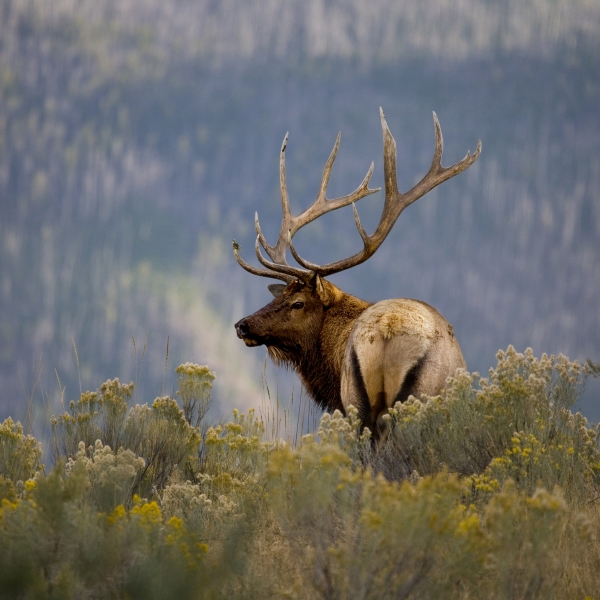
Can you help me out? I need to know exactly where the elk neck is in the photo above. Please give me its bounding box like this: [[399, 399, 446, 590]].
[[297, 290, 370, 414]]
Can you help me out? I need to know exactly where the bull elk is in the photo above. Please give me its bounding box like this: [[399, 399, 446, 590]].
[[233, 109, 481, 436]]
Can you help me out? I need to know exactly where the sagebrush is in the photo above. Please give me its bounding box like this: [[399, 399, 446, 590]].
[[1, 347, 600, 599]]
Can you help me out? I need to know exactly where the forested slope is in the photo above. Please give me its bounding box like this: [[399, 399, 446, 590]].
[[1, 0, 599, 423]]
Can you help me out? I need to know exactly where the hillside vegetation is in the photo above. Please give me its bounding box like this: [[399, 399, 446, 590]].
[[2, 4, 599, 594], [1, 348, 600, 598]]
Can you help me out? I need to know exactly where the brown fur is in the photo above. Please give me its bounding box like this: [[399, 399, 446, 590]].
[[235, 277, 465, 434], [236, 278, 368, 412]]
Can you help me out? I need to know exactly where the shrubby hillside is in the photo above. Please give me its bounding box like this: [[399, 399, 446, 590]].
[[1, 349, 600, 598], [2, 3, 599, 595], [1, 0, 599, 426]]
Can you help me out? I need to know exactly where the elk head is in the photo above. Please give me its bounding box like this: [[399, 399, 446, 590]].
[[234, 274, 347, 364]]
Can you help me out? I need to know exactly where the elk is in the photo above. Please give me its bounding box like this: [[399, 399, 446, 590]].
[[233, 109, 481, 436]]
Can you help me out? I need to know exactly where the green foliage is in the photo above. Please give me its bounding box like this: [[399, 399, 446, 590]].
[[2, 351, 600, 598], [0, 417, 42, 483], [52, 367, 205, 507], [377, 347, 600, 506]]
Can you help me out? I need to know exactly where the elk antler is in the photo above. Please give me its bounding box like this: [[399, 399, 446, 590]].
[[288, 109, 481, 276], [233, 130, 379, 283], [233, 108, 481, 283]]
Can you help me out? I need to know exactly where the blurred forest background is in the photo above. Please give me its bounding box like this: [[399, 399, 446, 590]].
[[1, 0, 599, 431]]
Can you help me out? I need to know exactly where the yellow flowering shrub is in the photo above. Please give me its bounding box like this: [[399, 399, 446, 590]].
[[131, 495, 163, 529], [0, 352, 599, 598], [0, 475, 16, 503], [482, 482, 570, 598], [0, 417, 42, 483], [203, 408, 272, 476], [161, 408, 278, 543], [267, 431, 487, 598], [378, 347, 600, 506]]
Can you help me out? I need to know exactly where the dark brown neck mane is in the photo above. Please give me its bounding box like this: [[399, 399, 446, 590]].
[[268, 293, 369, 414]]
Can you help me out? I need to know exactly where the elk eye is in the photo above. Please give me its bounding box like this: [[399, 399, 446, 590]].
[[291, 301, 304, 310]]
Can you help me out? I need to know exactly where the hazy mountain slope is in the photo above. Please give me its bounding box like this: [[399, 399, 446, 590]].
[[1, 0, 599, 423]]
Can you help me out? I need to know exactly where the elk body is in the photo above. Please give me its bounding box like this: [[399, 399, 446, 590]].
[[234, 109, 481, 435]]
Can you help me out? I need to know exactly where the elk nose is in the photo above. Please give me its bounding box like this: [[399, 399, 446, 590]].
[[235, 319, 250, 338]]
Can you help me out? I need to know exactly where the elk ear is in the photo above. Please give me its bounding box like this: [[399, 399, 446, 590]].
[[268, 284, 286, 298], [313, 275, 335, 307]]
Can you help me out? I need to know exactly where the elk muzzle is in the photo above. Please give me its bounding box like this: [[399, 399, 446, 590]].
[[234, 317, 262, 347]]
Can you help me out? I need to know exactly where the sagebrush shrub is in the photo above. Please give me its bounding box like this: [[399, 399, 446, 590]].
[[51, 378, 133, 462], [175, 363, 215, 429], [0, 351, 599, 599], [0, 417, 42, 483], [68, 440, 145, 512], [376, 346, 600, 506], [51, 367, 208, 503]]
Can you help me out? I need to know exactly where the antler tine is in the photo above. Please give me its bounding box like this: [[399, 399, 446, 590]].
[[381, 107, 398, 205], [352, 203, 370, 246], [316, 132, 341, 203], [428, 111, 481, 181], [254, 235, 310, 280], [232, 240, 293, 283], [274, 132, 294, 263], [252, 133, 296, 265], [413, 110, 482, 195], [288, 230, 318, 271], [431, 111, 444, 173], [255, 212, 273, 258]]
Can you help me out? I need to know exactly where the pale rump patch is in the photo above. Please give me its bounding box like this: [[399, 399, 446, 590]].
[[341, 299, 446, 428]]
